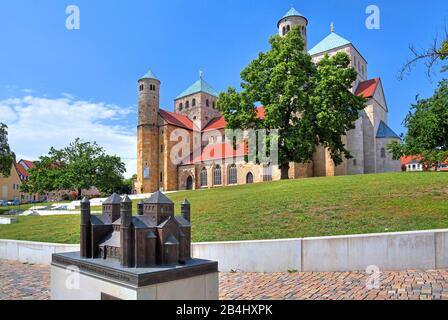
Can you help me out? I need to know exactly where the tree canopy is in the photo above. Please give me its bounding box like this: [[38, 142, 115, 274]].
[[217, 26, 366, 177], [0, 123, 15, 177], [21, 138, 126, 198], [388, 80, 448, 165]]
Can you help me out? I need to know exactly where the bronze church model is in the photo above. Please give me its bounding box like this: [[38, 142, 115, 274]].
[[80, 191, 191, 267]]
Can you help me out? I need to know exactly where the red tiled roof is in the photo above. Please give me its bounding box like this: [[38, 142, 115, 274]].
[[183, 142, 248, 165], [355, 78, 380, 98], [400, 155, 424, 166], [21, 160, 35, 169], [15, 163, 29, 179], [203, 106, 266, 131], [159, 109, 194, 130]]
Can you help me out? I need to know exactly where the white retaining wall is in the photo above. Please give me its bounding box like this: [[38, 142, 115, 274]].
[[1, 229, 447, 272]]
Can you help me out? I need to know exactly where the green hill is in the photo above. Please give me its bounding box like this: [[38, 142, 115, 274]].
[[1, 172, 448, 244]]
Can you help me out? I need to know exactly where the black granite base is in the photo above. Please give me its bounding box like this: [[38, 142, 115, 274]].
[[52, 252, 218, 288]]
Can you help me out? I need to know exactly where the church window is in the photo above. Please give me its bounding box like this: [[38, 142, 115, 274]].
[[192, 98, 196, 107], [228, 164, 237, 185], [381, 148, 386, 159], [200, 168, 208, 187], [213, 165, 222, 185], [262, 164, 272, 182]]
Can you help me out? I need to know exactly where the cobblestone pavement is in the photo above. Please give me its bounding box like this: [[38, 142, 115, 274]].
[[2, 260, 448, 300]]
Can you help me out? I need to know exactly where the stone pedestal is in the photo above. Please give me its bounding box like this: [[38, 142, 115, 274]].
[[51, 252, 219, 300]]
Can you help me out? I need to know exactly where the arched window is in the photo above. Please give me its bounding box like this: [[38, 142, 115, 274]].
[[139, 84, 144, 92], [286, 25, 290, 33], [381, 148, 386, 159], [282, 26, 286, 36], [186, 101, 189, 108], [228, 164, 237, 185], [262, 164, 272, 182], [200, 168, 208, 187], [213, 165, 222, 185], [246, 172, 254, 184], [192, 98, 196, 107], [179, 103, 183, 111]]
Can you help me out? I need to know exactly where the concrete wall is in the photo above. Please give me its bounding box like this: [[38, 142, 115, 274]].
[[2, 229, 448, 272], [193, 239, 302, 273]]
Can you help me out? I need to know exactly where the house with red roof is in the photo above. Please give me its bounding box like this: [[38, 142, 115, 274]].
[[135, 7, 401, 194]]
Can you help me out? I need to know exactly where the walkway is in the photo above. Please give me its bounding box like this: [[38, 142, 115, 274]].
[[1, 260, 448, 300]]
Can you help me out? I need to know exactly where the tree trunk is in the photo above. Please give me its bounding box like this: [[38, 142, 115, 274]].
[[280, 164, 290, 180], [77, 188, 82, 200]]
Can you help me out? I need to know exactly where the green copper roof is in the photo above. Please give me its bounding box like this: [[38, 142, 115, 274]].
[[139, 69, 158, 81], [308, 32, 352, 56], [280, 7, 305, 20], [175, 77, 219, 100]]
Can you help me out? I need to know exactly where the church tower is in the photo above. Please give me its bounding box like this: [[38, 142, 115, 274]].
[[278, 7, 308, 50], [136, 69, 160, 194]]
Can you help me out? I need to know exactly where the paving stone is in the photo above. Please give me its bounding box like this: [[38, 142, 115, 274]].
[[2, 259, 448, 300]]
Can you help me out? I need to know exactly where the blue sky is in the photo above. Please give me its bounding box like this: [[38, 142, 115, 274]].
[[0, 0, 447, 176]]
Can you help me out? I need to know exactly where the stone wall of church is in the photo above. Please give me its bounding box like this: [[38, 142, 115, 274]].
[[346, 117, 365, 175], [174, 92, 220, 129], [136, 124, 160, 194], [375, 138, 401, 173]]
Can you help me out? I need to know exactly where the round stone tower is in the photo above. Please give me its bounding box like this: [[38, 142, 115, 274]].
[[136, 69, 160, 194], [277, 7, 308, 50]]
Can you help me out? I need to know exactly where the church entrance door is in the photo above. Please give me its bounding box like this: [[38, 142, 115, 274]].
[[186, 176, 193, 190]]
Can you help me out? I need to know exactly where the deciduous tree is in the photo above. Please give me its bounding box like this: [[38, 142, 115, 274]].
[[218, 26, 366, 178]]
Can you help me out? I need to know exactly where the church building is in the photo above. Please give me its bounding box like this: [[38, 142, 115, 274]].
[[135, 7, 401, 194]]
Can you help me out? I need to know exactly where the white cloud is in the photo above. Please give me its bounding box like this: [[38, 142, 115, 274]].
[[0, 94, 137, 178]]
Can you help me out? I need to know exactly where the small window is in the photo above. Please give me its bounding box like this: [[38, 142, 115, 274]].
[[212, 101, 216, 109], [179, 103, 183, 111], [381, 148, 386, 159], [161, 144, 164, 153], [206, 99, 209, 107], [160, 172, 163, 183], [186, 101, 189, 108], [192, 98, 196, 107], [139, 84, 144, 92], [286, 25, 290, 33], [282, 26, 286, 36]]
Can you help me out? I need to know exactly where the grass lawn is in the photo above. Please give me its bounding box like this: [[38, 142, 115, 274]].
[[0, 172, 447, 244]]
